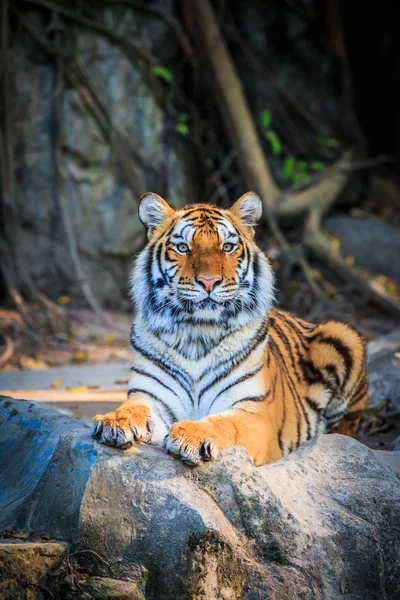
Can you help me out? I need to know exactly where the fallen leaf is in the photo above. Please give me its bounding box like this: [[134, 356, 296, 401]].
[[114, 378, 128, 385], [103, 333, 116, 342], [87, 384, 99, 390], [73, 351, 88, 363], [66, 386, 87, 393], [323, 284, 337, 298], [310, 269, 324, 282], [20, 356, 49, 370], [57, 296, 70, 305], [49, 379, 64, 389], [345, 255, 355, 265], [330, 237, 341, 252]]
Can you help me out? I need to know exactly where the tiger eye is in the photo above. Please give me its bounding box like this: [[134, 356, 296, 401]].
[[177, 243, 189, 253], [223, 242, 234, 253]]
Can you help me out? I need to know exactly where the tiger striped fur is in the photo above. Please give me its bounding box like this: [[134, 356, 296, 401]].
[[92, 192, 368, 466]]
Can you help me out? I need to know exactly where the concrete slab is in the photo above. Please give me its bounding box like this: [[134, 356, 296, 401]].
[[0, 362, 130, 391]]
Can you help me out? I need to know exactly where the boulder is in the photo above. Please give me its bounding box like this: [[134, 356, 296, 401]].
[[11, 3, 199, 309], [1, 395, 399, 599], [0, 540, 67, 600], [367, 328, 400, 411], [324, 217, 400, 284]]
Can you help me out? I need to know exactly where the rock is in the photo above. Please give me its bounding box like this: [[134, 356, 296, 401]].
[[11, 3, 199, 309], [0, 540, 68, 600], [367, 328, 400, 411], [324, 216, 400, 283], [1, 395, 400, 599], [389, 436, 400, 452], [64, 577, 145, 600]]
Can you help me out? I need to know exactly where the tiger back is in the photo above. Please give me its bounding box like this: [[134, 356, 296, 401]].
[[92, 192, 368, 466]]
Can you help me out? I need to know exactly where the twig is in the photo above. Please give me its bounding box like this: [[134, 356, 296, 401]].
[[68, 549, 110, 567], [0, 334, 14, 368]]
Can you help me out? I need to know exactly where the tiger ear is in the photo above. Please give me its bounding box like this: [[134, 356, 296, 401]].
[[231, 192, 263, 227], [139, 192, 174, 234]]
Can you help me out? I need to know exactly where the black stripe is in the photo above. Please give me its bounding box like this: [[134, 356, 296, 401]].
[[207, 364, 264, 411], [127, 388, 178, 423], [309, 333, 354, 389], [232, 390, 271, 407], [304, 396, 324, 414], [270, 335, 312, 444], [130, 334, 194, 404], [130, 367, 180, 399], [199, 320, 269, 398]]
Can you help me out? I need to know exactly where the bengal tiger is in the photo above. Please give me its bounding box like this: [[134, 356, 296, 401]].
[[92, 192, 368, 466]]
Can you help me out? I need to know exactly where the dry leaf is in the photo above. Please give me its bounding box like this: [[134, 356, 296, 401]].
[[87, 385, 99, 390], [20, 356, 49, 370], [310, 269, 324, 282], [323, 284, 337, 298], [73, 351, 88, 363], [49, 379, 64, 389], [114, 378, 128, 385], [330, 237, 341, 252], [57, 296, 70, 305], [103, 333, 116, 342], [66, 386, 87, 393], [344, 255, 355, 265]]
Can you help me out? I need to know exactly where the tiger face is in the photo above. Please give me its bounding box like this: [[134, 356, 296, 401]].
[[131, 192, 274, 336]]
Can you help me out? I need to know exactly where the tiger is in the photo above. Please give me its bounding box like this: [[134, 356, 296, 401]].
[[91, 191, 368, 466]]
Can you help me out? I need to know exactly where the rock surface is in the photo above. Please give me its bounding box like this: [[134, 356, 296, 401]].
[[11, 2, 198, 309], [1, 395, 400, 599], [367, 328, 400, 412], [324, 217, 400, 283], [0, 540, 68, 600]]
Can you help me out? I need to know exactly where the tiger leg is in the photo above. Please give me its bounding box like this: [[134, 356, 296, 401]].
[[165, 405, 281, 467], [91, 398, 156, 448], [307, 320, 368, 437]]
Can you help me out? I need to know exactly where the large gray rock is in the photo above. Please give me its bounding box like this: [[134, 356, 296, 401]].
[[1, 396, 399, 599], [325, 217, 400, 284], [11, 3, 199, 309], [367, 328, 400, 411]]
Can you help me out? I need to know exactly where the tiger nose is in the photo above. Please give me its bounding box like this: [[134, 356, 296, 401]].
[[196, 276, 222, 293]]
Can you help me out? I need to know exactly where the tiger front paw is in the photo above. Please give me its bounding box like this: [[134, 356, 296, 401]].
[[164, 420, 219, 466], [91, 404, 152, 449]]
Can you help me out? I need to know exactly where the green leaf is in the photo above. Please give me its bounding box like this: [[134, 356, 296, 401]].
[[296, 160, 308, 172], [175, 123, 190, 136], [177, 112, 191, 123], [310, 160, 326, 171], [261, 110, 272, 129], [293, 171, 309, 185], [283, 156, 295, 181], [316, 136, 340, 148], [265, 129, 282, 156], [151, 65, 174, 83]]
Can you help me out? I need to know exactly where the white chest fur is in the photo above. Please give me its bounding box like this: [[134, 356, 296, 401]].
[[128, 319, 269, 438]]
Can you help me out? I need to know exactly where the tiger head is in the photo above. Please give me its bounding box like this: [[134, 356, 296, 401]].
[[131, 192, 275, 337]]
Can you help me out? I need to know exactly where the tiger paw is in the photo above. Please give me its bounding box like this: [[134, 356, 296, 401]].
[[91, 404, 152, 449], [164, 420, 219, 466]]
